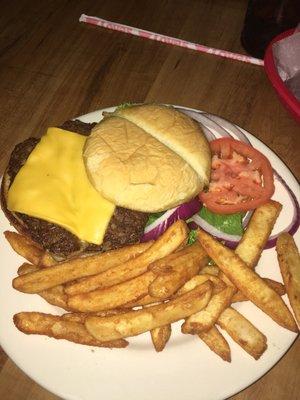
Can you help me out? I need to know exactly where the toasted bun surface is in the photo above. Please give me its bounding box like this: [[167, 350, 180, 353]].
[[114, 104, 211, 186], [84, 105, 211, 213]]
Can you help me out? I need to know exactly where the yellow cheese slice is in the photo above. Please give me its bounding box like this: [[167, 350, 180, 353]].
[[7, 127, 115, 245]]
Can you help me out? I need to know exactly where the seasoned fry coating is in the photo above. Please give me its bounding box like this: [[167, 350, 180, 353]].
[[198, 229, 298, 332], [232, 278, 285, 303], [67, 271, 156, 312], [176, 274, 226, 296], [235, 201, 282, 269], [149, 243, 208, 298], [65, 220, 188, 295], [17, 263, 38, 275], [199, 265, 220, 276], [14, 312, 128, 348], [8, 211, 298, 361], [175, 273, 232, 360], [4, 231, 52, 266], [177, 270, 267, 360], [12, 241, 152, 293], [61, 309, 130, 323], [85, 282, 212, 341], [150, 325, 172, 352], [124, 294, 164, 308], [17, 262, 70, 310], [276, 233, 300, 326], [217, 307, 267, 360], [39, 286, 70, 310], [198, 326, 231, 362], [182, 286, 235, 333]]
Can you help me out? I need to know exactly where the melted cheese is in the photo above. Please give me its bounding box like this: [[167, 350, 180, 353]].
[[7, 127, 115, 244]]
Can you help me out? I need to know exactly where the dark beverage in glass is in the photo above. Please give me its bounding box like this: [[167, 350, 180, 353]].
[[241, 0, 300, 59]]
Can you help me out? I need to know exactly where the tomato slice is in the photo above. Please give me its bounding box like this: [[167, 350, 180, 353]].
[[199, 138, 275, 214]]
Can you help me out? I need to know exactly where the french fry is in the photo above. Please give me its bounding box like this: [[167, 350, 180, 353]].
[[218, 270, 235, 288], [148, 243, 208, 299], [61, 309, 131, 323], [218, 201, 282, 292], [185, 276, 286, 303], [199, 265, 220, 276], [198, 326, 231, 362], [67, 271, 156, 312], [65, 220, 188, 296], [276, 233, 300, 326], [263, 278, 286, 296], [4, 231, 48, 265], [12, 241, 153, 293], [39, 252, 57, 267], [144, 274, 230, 360], [17, 263, 39, 275], [124, 294, 164, 308], [176, 274, 226, 296], [127, 275, 228, 353], [148, 273, 227, 353], [197, 229, 298, 332], [149, 267, 186, 299], [9, 210, 295, 361], [217, 307, 267, 360], [148, 242, 206, 274], [61, 313, 89, 324], [13, 312, 128, 348], [39, 286, 70, 310], [182, 286, 236, 334], [143, 302, 172, 352], [235, 201, 282, 269], [232, 278, 285, 303], [126, 276, 219, 308], [85, 281, 212, 341], [176, 272, 264, 360], [16, 262, 70, 310], [150, 325, 172, 352], [67, 241, 199, 297]]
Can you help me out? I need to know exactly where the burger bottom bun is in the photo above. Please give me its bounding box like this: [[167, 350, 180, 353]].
[[84, 116, 202, 212]]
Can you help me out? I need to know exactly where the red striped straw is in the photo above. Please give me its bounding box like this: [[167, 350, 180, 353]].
[[79, 14, 264, 67]]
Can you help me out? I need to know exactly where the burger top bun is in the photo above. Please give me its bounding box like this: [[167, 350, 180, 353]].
[[114, 104, 211, 186], [84, 104, 211, 213]]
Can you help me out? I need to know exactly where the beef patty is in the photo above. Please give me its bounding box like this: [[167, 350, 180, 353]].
[[1, 120, 149, 258]]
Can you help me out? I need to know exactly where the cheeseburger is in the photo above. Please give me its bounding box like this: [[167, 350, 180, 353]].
[[1, 104, 211, 260]]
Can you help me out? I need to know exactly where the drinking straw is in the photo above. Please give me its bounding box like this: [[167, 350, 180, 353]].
[[79, 14, 264, 66]]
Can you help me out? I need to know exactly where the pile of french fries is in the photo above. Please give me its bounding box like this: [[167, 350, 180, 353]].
[[6, 200, 300, 362]]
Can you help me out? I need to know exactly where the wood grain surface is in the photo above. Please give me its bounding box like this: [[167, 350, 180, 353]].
[[0, 1, 299, 400]]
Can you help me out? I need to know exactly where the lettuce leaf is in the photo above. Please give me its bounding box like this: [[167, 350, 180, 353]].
[[187, 229, 198, 245], [116, 102, 133, 111], [199, 207, 244, 236]]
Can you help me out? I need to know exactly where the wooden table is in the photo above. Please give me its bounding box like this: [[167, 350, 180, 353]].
[[0, 1, 299, 399]]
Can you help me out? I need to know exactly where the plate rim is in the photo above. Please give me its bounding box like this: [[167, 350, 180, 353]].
[[0, 104, 299, 400]]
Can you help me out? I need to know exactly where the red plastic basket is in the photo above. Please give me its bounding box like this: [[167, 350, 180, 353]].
[[264, 29, 300, 123]]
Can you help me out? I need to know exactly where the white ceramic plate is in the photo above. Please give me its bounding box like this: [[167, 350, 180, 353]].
[[0, 106, 299, 400]]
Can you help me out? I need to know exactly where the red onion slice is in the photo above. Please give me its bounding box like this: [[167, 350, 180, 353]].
[[242, 210, 253, 228], [182, 110, 231, 138], [141, 198, 201, 242], [201, 126, 216, 142], [203, 113, 252, 146], [264, 171, 300, 248], [180, 108, 252, 145]]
